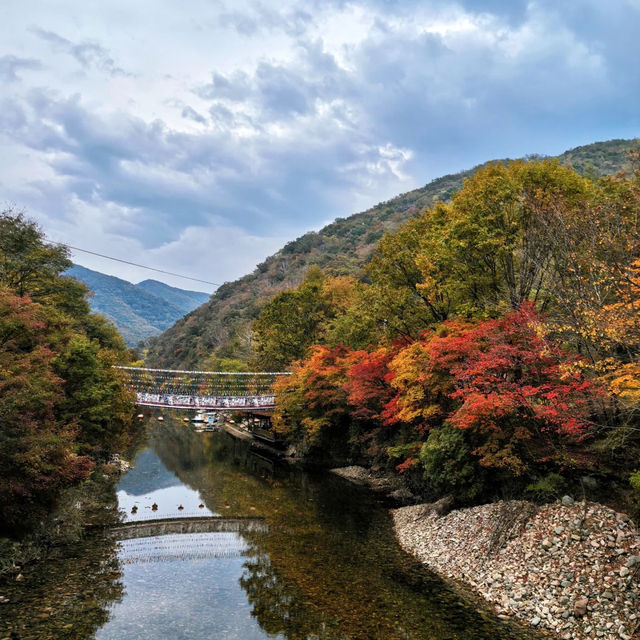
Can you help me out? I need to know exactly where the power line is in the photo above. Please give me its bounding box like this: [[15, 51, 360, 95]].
[[50, 242, 221, 287]]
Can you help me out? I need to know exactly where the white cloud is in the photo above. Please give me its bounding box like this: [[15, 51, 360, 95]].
[[0, 0, 639, 290]]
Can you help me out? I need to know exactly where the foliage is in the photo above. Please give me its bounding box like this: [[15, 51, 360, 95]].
[[0, 289, 94, 529], [252, 268, 359, 370], [419, 425, 488, 502], [413, 160, 594, 318], [525, 473, 568, 502], [0, 210, 135, 534], [272, 345, 352, 454], [391, 306, 597, 474], [631, 471, 640, 512]]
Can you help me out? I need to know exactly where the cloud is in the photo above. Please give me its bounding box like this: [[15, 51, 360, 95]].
[[2, 0, 640, 291], [0, 55, 42, 82], [181, 106, 208, 125], [32, 27, 130, 77]]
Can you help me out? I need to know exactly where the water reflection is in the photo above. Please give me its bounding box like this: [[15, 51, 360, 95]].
[[0, 533, 123, 640], [108, 418, 541, 640], [117, 448, 216, 521], [1, 417, 543, 640]]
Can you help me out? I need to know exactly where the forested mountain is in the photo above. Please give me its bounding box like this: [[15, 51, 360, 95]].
[[136, 279, 210, 314], [65, 265, 209, 347], [146, 138, 637, 369]]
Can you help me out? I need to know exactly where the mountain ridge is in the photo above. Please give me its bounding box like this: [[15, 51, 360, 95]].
[[65, 265, 209, 347], [145, 138, 638, 369]]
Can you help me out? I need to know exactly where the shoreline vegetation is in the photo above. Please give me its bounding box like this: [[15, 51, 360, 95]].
[[0, 210, 138, 572]]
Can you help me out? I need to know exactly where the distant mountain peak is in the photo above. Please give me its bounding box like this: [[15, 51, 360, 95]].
[[65, 265, 209, 346]]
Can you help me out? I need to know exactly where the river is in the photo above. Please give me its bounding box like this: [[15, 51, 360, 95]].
[[0, 416, 542, 639]]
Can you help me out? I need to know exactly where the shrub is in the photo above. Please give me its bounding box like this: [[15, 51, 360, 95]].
[[525, 473, 568, 503], [419, 424, 487, 503]]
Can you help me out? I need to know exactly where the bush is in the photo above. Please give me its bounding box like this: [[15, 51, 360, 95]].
[[525, 473, 568, 503], [419, 424, 487, 503]]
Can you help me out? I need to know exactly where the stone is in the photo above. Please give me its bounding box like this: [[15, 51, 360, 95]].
[[555, 526, 565, 534], [625, 555, 640, 569], [541, 538, 553, 549], [619, 566, 630, 577], [573, 597, 589, 616], [602, 590, 614, 600], [531, 616, 541, 626], [561, 495, 575, 506]]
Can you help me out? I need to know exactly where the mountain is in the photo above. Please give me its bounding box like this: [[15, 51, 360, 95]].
[[65, 265, 209, 347], [136, 279, 211, 315], [145, 138, 638, 369]]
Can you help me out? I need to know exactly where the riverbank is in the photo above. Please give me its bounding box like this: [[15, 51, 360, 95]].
[[0, 460, 126, 581], [393, 499, 640, 640]]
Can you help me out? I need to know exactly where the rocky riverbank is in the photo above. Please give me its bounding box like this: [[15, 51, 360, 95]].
[[393, 499, 640, 640]]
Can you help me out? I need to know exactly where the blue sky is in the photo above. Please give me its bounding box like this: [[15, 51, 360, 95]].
[[1, 0, 639, 292]]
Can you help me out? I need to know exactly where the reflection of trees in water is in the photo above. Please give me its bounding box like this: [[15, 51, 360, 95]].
[[241, 547, 333, 640], [0, 534, 123, 640], [144, 418, 541, 640]]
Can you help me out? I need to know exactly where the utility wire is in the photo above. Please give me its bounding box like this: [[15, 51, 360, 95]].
[[50, 241, 221, 287]]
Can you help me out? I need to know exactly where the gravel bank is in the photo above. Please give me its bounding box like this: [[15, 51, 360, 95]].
[[393, 500, 640, 640]]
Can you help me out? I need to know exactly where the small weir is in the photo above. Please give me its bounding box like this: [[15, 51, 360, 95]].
[[117, 532, 248, 564], [112, 516, 269, 540]]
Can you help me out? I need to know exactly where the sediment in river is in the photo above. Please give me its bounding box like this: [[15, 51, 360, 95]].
[[393, 499, 640, 640]]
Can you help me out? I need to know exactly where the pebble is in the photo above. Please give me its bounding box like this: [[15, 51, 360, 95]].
[[393, 499, 640, 640]]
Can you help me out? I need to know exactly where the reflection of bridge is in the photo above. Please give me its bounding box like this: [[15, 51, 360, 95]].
[[112, 517, 268, 565], [114, 366, 291, 410]]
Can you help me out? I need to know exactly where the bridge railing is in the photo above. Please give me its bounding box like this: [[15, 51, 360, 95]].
[[113, 366, 291, 409]]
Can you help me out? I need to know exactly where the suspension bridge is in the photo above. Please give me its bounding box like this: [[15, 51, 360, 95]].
[[114, 366, 290, 410]]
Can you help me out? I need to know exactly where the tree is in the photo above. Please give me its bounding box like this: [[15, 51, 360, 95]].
[[386, 305, 599, 475], [0, 289, 93, 531], [0, 210, 135, 532], [414, 160, 595, 318], [252, 267, 359, 370]]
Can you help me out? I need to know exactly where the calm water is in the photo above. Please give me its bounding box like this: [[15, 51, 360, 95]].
[[0, 416, 542, 640]]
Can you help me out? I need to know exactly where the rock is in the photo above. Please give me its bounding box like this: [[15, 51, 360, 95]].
[[619, 566, 630, 577], [541, 538, 553, 549], [531, 616, 541, 626], [555, 526, 565, 534], [389, 488, 415, 504], [581, 476, 599, 491], [573, 597, 589, 616], [432, 495, 455, 517], [602, 590, 614, 600], [626, 555, 640, 568], [561, 495, 575, 506]]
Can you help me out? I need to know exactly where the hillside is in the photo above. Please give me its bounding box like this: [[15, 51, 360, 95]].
[[65, 265, 209, 346], [136, 279, 210, 315], [145, 138, 637, 369]]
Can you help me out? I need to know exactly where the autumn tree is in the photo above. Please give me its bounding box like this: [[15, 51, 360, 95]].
[[0, 289, 93, 530], [0, 210, 135, 533], [386, 305, 598, 475], [252, 267, 359, 370]]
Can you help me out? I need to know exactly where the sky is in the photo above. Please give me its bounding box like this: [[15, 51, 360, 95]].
[[1, 0, 639, 293]]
